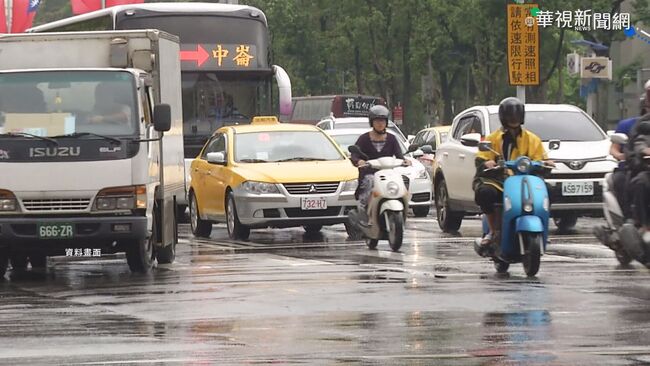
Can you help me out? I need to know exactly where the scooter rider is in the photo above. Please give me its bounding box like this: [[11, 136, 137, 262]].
[[627, 120, 650, 242], [610, 81, 650, 216], [473, 97, 552, 246], [351, 104, 410, 223]]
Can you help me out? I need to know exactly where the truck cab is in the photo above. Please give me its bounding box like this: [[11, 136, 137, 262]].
[[0, 30, 184, 275]]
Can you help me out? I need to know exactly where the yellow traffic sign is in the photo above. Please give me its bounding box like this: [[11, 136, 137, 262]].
[[507, 4, 540, 86]]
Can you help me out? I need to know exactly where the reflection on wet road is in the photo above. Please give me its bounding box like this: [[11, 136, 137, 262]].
[[2, 216, 650, 365]]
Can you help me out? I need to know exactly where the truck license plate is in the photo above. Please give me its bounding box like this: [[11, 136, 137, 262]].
[[37, 223, 74, 239], [561, 181, 594, 196], [301, 197, 327, 210]]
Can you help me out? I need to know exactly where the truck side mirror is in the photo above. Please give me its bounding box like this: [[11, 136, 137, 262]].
[[153, 104, 171, 132]]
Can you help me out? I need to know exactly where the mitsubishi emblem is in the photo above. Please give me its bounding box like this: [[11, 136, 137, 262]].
[[309, 184, 317, 193]]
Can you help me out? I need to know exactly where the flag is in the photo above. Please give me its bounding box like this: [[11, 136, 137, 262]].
[[0, 0, 7, 33], [71, 0, 144, 15], [10, 0, 39, 33]]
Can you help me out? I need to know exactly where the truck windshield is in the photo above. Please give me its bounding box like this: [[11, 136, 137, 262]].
[[0, 71, 137, 137]]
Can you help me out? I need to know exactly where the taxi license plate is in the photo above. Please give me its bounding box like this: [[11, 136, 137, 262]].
[[561, 181, 594, 196], [301, 197, 327, 210], [37, 223, 74, 239]]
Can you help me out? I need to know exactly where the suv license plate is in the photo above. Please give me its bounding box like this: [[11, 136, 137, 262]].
[[301, 197, 327, 210], [561, 181, 594, 196], [37, 223, 74, 239]]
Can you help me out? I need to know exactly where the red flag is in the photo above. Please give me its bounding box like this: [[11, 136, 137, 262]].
[[10, 0, 40, 33], [106, 0, 144, 7], [71, 0, 144, 15], [0, 0, 7, 33], [71, 0, 101, 15]]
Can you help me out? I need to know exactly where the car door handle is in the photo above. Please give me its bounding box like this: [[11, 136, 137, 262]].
[[459, 154, 466, 159]]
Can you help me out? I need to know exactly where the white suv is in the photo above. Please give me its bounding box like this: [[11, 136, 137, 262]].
[[316, 116, 408, 143], [433, 104, 617, 232]]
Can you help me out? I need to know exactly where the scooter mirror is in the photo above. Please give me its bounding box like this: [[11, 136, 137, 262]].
[[610, 133, 628, 145], [478, 141, 493, 152], [348, 144, 368, 160], [460, 133, 481, 147]]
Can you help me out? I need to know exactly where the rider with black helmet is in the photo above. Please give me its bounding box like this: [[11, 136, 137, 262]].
[[350, 104, 410, 222], [473, 97, 551, 246]]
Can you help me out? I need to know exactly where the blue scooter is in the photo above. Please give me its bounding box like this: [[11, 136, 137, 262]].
[[464, 137, 552, 277]]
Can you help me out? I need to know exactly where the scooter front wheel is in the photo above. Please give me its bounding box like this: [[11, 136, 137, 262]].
[[615, 249, 632, 266], [386, 211, 404, 252], [493, 258, 510, 273], [522, 232, 542, 277]]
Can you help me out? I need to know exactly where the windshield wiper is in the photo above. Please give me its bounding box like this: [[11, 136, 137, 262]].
[[0, 132, 58, 145], [52, 132, 121, 144], [274, 157, 328, 162], [239, 158, 268, 163]]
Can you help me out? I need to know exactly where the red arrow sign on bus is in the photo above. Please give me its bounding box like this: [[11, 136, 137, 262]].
[[180, 45, 210, 67]]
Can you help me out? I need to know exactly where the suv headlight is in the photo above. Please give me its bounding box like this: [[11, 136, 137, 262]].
[[94, 185, 146, 211], [0, 190, 17, 212], [342, 179, 358, 192], [241, 181, 280, 195]]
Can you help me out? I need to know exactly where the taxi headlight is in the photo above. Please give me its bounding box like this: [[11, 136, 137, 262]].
[[387, 181, 400, 196], [516, 157, 532, 174], [342, 179, 358, 192], [241, 181, 280, 195]]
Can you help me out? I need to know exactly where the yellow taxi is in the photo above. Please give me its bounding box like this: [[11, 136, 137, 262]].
[[411, 125, 451, 176], [188, 116, 359, 240]]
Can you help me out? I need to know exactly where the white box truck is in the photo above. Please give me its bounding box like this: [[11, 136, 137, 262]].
[[0, 30, 184, 274]]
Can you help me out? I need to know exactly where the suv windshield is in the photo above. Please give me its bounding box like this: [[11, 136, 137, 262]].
[[234, 130, 344, 162], [489, 111, 605, 141], [0, 71, 137, 137]]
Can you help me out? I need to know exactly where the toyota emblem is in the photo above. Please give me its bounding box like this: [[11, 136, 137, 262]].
[[568, 160, 585, 170]]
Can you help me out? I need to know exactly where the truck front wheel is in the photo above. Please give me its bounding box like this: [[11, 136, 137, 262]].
[[0, 248, 8, 278], [126, 209, 157, 273]]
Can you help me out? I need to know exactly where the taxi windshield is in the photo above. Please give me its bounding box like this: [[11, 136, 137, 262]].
[[0, 70, 137, 137], [234, 130, 344, 162]]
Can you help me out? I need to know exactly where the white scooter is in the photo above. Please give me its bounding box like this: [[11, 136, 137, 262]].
[[347, 145, 409, 252], [594, 132, 650, 266]]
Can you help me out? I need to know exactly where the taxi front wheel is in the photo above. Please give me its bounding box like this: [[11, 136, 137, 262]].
[[226, 193, 250, 240], [190, 192, 212, 238]]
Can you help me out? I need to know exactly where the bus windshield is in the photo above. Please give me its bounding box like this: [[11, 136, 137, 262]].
[[0, 71, 137, 137], [182, 72, 272, 158]]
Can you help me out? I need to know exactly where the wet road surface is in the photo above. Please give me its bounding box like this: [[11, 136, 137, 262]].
[[2, 215, 650, 365]]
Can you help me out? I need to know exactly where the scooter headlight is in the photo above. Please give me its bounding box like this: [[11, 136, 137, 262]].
[[516, 157, 532, 174], [386, 181, 400, 196], [523, 203, 534, 213]]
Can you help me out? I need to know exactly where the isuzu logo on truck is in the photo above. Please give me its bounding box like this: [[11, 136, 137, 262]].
[[29, 147, 81, 157]]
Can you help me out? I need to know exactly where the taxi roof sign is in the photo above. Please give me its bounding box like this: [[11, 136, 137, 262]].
[[251, 116, 280, 124]]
